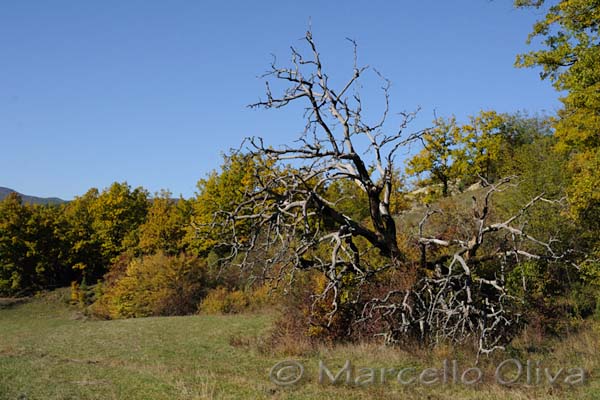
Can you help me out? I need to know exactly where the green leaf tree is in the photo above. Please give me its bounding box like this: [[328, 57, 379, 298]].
[[89, 182, 149, 265], [406, 116, 466, 197], [185, 154, 266, 256], [461, 110, 507, 183], [0, 193, 33, 294], [138, 190, 192, 256], [516, 0, 600, 225], [0, 194, 72, 294], [63, 188, 104, 281]]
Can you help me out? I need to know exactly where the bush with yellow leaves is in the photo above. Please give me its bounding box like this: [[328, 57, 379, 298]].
[[93, 252, 206, 318]]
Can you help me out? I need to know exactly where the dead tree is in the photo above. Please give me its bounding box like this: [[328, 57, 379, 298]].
[[358, 177, 569, 358], [210, 30, 423, 305], [205, 31, 570, 356]]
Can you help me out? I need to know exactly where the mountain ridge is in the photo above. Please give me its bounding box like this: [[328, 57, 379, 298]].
[[0, 187, 66, 205]]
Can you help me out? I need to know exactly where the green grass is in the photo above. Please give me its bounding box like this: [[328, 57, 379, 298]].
[[1, 290, 599, 399]]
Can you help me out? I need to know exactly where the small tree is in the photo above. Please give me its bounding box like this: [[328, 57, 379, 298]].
[[138, 190, 192, 256], [90, 182, 149, 264], [461, 110, 506, 183], [185, 153, 267, 257], [406, 115, 466, 196]]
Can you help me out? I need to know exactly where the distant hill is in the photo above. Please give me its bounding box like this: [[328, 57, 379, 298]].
[[0, 187, 66, 205]]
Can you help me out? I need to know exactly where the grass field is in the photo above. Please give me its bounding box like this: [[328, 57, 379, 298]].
[[1, 290, 599, 399]]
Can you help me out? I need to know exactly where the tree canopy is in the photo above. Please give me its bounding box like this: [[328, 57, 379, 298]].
[[516, 0, 600, 225]]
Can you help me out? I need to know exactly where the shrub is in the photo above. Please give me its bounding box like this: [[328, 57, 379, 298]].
[[199, 287, 248, 314], [70, 281, 80, 303], [267, 271, 354, 346], [92, 252, 205, 318], [506, 260, 584, 337], [199, 283, 280, 314]]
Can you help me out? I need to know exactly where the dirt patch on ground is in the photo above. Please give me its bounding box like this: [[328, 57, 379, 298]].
[[0, 297, 29, 309]]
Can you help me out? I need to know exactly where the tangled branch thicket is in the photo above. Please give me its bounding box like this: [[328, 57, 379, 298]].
[[203, 31, 574, 357]]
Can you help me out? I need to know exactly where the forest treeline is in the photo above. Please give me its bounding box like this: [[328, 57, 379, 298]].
[[1, 0, 598, 349], [1, 110, 597, 328], [0, 111, 553, 295]]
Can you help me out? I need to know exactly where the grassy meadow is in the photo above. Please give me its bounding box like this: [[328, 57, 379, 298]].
[[0, 290, 599, 399]]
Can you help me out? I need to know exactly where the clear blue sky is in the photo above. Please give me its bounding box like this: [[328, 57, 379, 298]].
[[0, 0, 558, 200]]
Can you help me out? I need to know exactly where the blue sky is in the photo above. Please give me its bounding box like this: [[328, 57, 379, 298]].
[[0, 1, 559, 200]]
